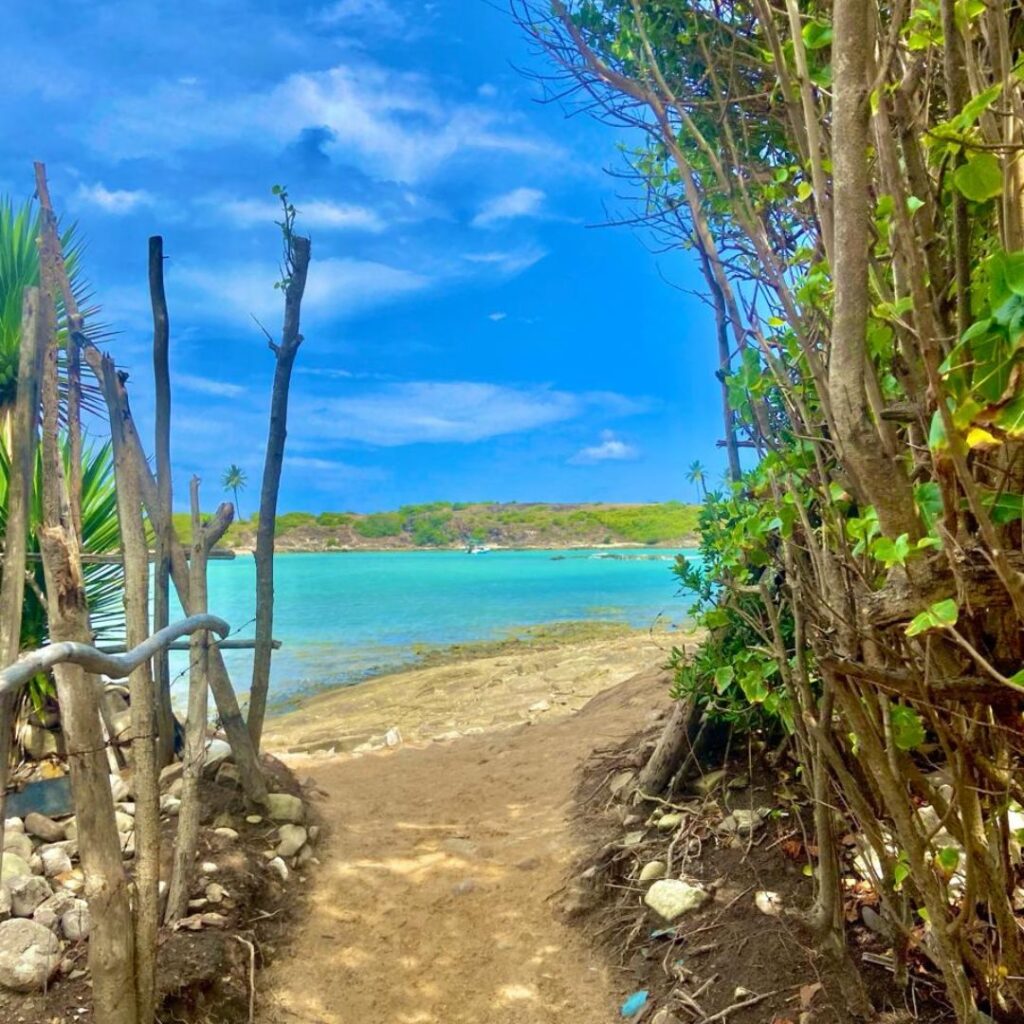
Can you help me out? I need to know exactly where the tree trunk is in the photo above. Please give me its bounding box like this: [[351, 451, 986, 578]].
[[165, 478, 210, 924], [37, 283, 139, 1024], [637, 696, 698, 795], [98, 352, 160, 1018], [0, 288, 47, 878], [248, 232, 311, 751], [827, 0, 919, 539], [150, 235, 176, 769]]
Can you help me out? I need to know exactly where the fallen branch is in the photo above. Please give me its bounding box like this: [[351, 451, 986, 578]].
[[0, 614, 229, 696]]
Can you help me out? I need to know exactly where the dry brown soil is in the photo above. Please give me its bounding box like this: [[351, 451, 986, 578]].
[[258, 645, 679, 1024]]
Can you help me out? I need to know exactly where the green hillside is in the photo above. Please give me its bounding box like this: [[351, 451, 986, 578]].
[[172, 501, 701, 552]]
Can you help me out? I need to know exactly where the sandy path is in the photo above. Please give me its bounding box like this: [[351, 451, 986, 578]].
[[259, 662, 670, 1024]]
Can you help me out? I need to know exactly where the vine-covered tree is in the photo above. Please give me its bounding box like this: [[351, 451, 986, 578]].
[[516, 2, 1024, 1020]]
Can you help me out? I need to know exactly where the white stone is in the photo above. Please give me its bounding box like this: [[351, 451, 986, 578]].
[[3, 818, 24, 835], [200, 861, 218, 875], [0, 884, 9, 920], [657, 813, 684, 831], [205, 883, 227, 904], [23, 813, 64, 844], [267, 793, 304, 824], [213, 828, 239, 841], [268, 857, 290, 883], [528, 700, 551, 713], [8, 876, 51, 918], [755, 890, 783, 916], [38, 846, 72, 879], [639, 861, 667, 883], [276, 825, 307, 859], [0, 918, 62, 991], [160, 795, 181, 816], [385, 727, 402, 748], [0, 855, 32, 885], [644, 879, 709, 921]]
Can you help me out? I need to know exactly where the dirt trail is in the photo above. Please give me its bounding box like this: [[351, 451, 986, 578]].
[[259, 666, 669, 1024]]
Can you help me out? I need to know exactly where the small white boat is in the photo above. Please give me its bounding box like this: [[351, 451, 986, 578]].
[[467, 544, 492, 554]]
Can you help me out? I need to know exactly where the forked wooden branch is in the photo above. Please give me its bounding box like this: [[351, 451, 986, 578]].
[[0, 615, 229, 697]]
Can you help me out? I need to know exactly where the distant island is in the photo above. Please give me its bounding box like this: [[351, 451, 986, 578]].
[[174, 501, 701, 553]]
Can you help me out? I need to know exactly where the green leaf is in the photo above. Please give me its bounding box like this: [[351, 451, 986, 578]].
[[1005, 251, 1024, 297], [936, 846, 961, 873], [994, 394, 1024, 437], [890, 704, 927, 751], [796, 180, 814, 202], [713, 665, 735, 693], [953, 152, 1003, 202], [802, 21, 833, 50], [893, 860, 910, 888], [928, 408, 949, 452], [956, 81, 1001, 129], [906, 597, 959, 636]]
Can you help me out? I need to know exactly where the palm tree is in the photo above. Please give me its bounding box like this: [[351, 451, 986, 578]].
[[222, 464, 247, 518], [686, 459, 707, 500]]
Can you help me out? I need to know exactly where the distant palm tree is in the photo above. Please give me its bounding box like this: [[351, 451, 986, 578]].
[[222, 464, 247, 518], [686, 460, 707, 500]]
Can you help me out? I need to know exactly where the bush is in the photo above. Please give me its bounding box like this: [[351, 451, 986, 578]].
[[316, 511, 353, 527], [353, 512, 404, 538], [275, 512, 316, 535]]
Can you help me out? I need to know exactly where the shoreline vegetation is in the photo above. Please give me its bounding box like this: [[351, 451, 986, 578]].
[[172, 500, 701, 553]]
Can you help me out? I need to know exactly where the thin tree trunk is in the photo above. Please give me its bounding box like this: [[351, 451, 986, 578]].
[[248, 232, 311, 751], [165, 478, 210, 924], [37, 283, 139, 1024], [828, 0, 920, 539], [97, 352, 159, 1018], [150, 235, 176, 769], [0, 287, 47, 878]]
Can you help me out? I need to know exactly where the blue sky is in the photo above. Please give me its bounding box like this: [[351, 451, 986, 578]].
[[2, 0, 726, 513]]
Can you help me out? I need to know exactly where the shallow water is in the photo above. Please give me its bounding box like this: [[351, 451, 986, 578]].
[[167, 547, 698, 707]]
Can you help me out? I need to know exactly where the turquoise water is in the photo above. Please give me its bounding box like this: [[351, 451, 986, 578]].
[[167, 548, 697, 708]]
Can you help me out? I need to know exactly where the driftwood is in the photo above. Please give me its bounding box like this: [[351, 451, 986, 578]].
[[0, 287, 47, 879], [33, 163, 267, 807], [150, 235, 175, 768], [99, 347, 161, 1015], [249, 209, 311, 750], [165, 478, 214, 923], [0, 615, 229, 697]]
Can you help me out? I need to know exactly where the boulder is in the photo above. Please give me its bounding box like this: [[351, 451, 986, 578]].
[[201, 739, 232, 778], [644, 879, 709, 921], [0, 918, 62, 992], [2, 832, 33, 863], [276, 825, 307, 859], [109, 773, 131, 804], [720, 808, 765, 836], [32, 892, 77, 933], [23, 813, 65, 844], [0, 884, 9, 921], [54, 869, 84, 896], [267, 793, 304, 824], [8, 876, 51, 918], [0, 854, 32, 885], [60, 902, 90, 942], [3, 818, 24, 834], [20, 724, 59, 761]]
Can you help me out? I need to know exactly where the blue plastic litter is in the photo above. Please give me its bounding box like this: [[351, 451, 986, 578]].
[[5, 775, 73, 819], [621, 990, 649, 1018]]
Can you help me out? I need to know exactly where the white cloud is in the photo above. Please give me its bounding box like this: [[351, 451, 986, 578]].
[[88, 62, 557, 184], [472, 187, 545, 228], [488, 312, 508, 322], [462, 247, 547, 275], [219, 197, 386, 233], [301, 381, 582, 446], [478, 83, 498, 99], [569, 431, 639, 465], [172, 256, 430, 323], [314, 0, 405, 32], [176, 373, 247, 398], [76, 182, 153, 214], [286, 456, 387, 482]]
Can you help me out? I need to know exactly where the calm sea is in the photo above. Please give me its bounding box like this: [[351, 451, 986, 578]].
[[167, 548, 698, 708]]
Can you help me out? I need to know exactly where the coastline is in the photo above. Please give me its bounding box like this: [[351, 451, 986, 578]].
[[227, 538, 700, 555], [262, 622, 701, 757]]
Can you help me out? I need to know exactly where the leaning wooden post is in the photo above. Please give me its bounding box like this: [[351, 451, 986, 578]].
[[165, 478, 212, 923], [33, 164, 266, 805], [248, 192, 311, 750], [97, 352, 160, 1018], [150, 235, 175, 768], [0, 287, 47, 876], [36, 279, 139, 1024]]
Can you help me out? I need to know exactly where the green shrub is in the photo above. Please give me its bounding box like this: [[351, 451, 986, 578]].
[[316, 511, 353, 527], [275, 512, 316, 535], [353, 512, 404, 538]]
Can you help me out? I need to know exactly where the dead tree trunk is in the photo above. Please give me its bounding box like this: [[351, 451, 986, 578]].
[[150, 235, 175, 769], [165, 478, 212, 923], [0, 287, 47, 876], [36, 280, 140, 1024], [97, 353, 160, 1017], [248, 212, 311, 751], [637, 696, 699, 795]]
